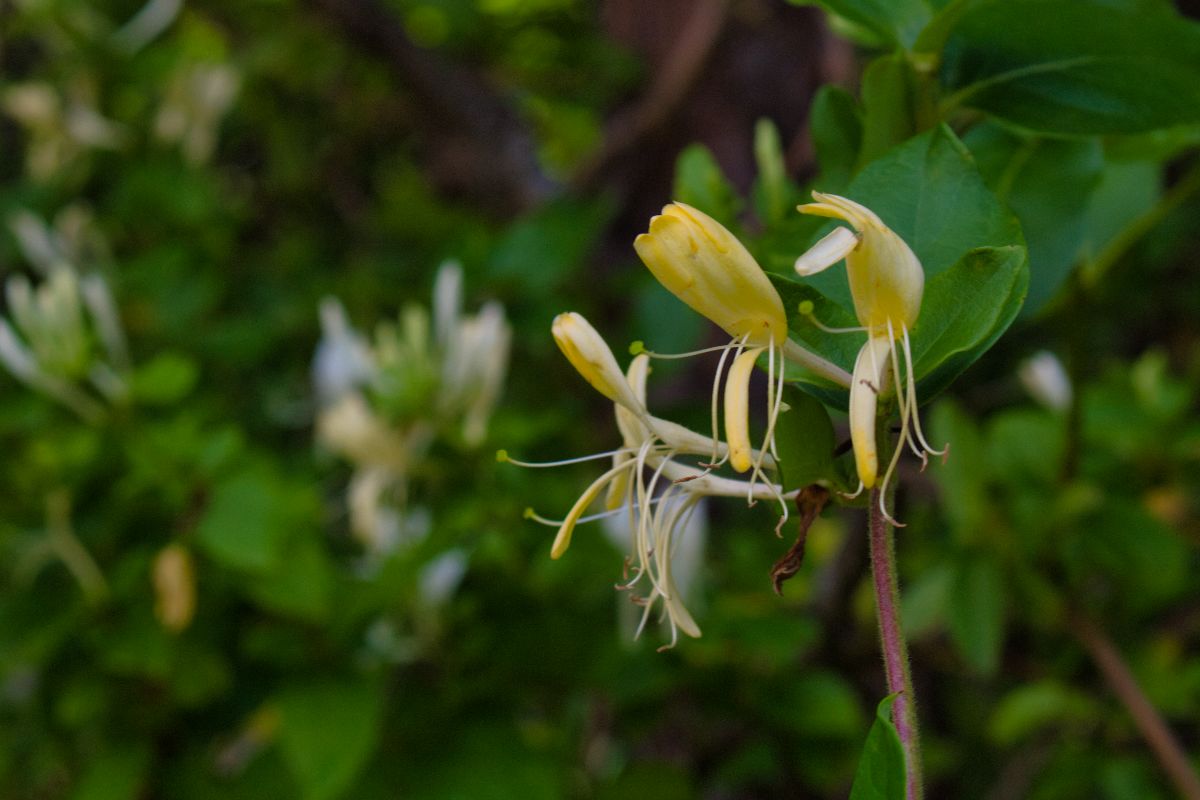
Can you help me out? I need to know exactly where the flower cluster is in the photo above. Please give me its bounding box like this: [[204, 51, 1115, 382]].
[[509, 194, 944, 645], [0, 209, 130, 423], [314, 261, 511, 554]]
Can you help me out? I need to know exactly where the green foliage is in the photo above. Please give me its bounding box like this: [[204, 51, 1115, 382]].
[[849, 694, 906, 800], [3, 0, 1200, 798], [770, 126, 1028, 405], [789, 0, 932, 50], [940, 0, 1200, 134], [277, 681, 385, 800]]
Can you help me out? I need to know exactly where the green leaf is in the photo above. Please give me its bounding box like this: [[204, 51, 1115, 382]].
[[278, 679, 385, 800], [947, 556, 1006, 675], [765, 670, 866, 738], [1078, 157, 1162, 285], [901, 562, 952, 637], [488, 197, 613, 297], [131, 352, 200, 406], [941, 0, 1200, 134], [988, 680, 1099, 746], [929, 401, 989, 543], [963, 122, 1104, 313], [69, 744, 149, 800], [196, 468, 290, 572], [849, 693, 907, 800], [809, 85, 863, 192], [859, 54, 917, 168], [772, 385, 844, 491], [752, 118, 792, 226], [777, 125, 1027, 405], [789, 0, 932, 50], [672, 144, 741, 228], [248, 532, 334, 622], [909, 245, 1028, 400]]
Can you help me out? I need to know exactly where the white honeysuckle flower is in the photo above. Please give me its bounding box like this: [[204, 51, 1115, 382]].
[[347, 465, 404, 553], [313, 264, 510, 555], [153, 63, 240, 165], [0, 261, 129, 420], [313, 297, 376, 406], [795, 192, 946, 523], [3, 82, 125, 179], [455, 301, 510, 445], [506, 317, 802, 647], [417, 548, 470, 610], [9, 206, 113, 278], [112, 0, 184, 53], [1019, 351, 1072, 412], [432, 260, 463, 350], [316, 392, 411, 470]]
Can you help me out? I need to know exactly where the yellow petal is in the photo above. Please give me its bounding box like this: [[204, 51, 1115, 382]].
[[723, 346, 765, 473], [552, 312, 644, 413], [798, 192, 924, 332], [550, 460, 630, 559], [635, 204, 786, 346], [849, 336, 893, 488]]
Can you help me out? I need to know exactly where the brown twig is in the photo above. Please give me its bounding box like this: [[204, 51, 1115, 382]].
[[305, 0, 555, 213], [1070, 611, 1200, 800], [571, 0, 728, 193]]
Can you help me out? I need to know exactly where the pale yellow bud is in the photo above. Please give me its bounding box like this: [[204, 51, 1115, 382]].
[[552, 312, 643, 414], [634, 203, 786, 346], [153, 543, 196, 633]]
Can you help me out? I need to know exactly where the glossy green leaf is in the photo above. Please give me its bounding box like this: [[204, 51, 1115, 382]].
[[941, 0, 1200, 134], [947, 556, 1006, 675], [278, 680, 385, 800], [789, 0, 931, 50], [849, 693, 907, 800], [963, 122, 1104, 313], [810, 85, 863, 192]]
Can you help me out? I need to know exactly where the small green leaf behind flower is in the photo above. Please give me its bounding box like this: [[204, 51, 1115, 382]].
[[849, 693, 908, 800]]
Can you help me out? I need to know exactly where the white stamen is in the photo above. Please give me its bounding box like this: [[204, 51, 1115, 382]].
[[500, 446, 666, 469], [902, 325, 947, 457]]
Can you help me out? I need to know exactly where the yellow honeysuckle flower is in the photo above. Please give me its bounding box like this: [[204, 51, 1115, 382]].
[[634, 203, 850, 528], [795, 192, 946, 522], [504, 313, 800, 647]]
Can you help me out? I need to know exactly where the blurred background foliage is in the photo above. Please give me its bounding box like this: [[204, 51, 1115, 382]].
[[0, 0, 1199, 798]]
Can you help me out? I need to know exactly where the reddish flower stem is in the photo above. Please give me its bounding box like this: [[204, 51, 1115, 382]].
[[869, 488, 922, 800]]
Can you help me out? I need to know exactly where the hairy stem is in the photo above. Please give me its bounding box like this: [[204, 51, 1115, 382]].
[[868, 487, 922, 800], [1071, 612, 1200, 800]]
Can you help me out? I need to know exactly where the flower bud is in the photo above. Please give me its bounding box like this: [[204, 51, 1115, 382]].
[[634, 203, 786, 346], [798, 192, 923, 332], [552, 312, 644, 414]]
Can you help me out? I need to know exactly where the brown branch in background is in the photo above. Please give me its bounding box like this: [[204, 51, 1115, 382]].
[[306, 0, 555, 214], [1070, 611, 1200, 800], [572, 0, 728, 193]]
